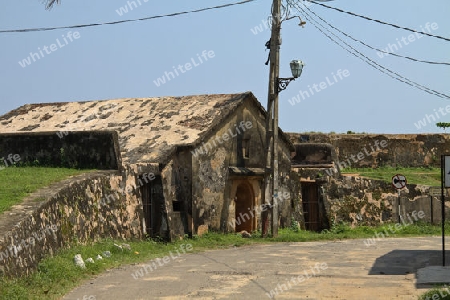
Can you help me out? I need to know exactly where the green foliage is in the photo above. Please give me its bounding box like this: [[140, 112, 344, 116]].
[[0, 167, 92, 214], [436, 122, 450, 133], [290, 217, 300, 232], [59, 147, 79, 169], [321, 220, 352, 234], [418, 287, 450, 300]]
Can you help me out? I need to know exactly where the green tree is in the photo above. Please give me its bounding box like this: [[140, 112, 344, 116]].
[[436, 122, 450, 133]]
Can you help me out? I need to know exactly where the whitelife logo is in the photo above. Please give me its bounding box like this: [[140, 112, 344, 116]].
[[115, 0, 149, 16], [288, 69, 350, 106], [325, 140, 388, 175], [131, 243, 193, 279], [0, 224, 58, 262], [153, 50, 215, 87], [228, 192, 290, 228], [266, 263, 328, 298], [414, 104, 450, 130], [363, 211, 425, 246], [18, 31, 81, 68], [191, 121, 253, 157], [376, 22, 439, 58], [0, 154, 21, 171]]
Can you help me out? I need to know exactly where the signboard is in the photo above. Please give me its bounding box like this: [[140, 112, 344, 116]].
[[445, 156, 450, 188], [392, 174, 407, 189]]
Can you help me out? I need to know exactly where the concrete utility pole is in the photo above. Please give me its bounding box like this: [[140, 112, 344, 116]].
[[263, 0, 282, 238]]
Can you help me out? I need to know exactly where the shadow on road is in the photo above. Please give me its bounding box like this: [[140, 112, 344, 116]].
[[368, 250, 450, 275]]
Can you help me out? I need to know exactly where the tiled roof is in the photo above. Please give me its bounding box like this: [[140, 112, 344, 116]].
[[0, 93, 256, 164]]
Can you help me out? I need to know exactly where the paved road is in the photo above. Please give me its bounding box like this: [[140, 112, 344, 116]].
[[63, 237, 450, 300]]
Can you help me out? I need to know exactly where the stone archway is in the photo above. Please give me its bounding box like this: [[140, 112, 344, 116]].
[[235, 183, 254, 232]]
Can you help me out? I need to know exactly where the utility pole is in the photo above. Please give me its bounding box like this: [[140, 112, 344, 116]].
[[263, 0, 282, 238]]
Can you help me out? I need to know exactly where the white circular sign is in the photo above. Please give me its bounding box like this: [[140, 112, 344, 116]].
[[392, 174, 407, 189]]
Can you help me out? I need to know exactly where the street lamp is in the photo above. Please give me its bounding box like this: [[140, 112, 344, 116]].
[[277, 60, 305, 93], [290, 59, 305, 78]]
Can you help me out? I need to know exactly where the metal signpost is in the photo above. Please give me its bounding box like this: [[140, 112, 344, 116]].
[[441, 156, 450, 266], [392, 174, 407, 223]]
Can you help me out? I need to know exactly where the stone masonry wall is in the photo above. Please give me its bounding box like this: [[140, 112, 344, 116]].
[[192, 100, 294, 233], [324, 176, 450, 227], [0, 131, 120, 170], [0, 171, 143, 277], [288, 133, 450, 168]]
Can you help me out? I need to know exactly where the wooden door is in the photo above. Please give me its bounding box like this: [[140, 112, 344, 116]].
[[302, 183, 320, 231]]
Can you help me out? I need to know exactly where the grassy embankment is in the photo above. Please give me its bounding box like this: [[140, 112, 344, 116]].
[[341, 166, 441, 186], [0, 167, 91, 214]]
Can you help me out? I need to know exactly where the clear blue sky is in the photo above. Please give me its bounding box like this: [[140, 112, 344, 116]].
[[0, 0, 449, 134]]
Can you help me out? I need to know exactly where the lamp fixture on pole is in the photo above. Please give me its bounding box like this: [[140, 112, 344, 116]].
[[277, 60, 305, 93]]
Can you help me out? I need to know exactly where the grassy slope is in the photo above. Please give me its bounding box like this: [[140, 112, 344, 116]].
[[1, 222, 449, 300], [0, 167, 91, 214], [341, 167, 441, 186]]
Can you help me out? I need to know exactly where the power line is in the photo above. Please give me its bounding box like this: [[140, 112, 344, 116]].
[[308, 0, 450, 43], [303, 4, 450, 66], [296, 2, 450, 99], [0, 0, 257, 34], [288, 0, 450, 99]]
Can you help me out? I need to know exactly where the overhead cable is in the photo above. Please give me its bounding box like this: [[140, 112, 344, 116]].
[[289, 0, 450, 99], [308, 0, 450, 42], [0, 0, 257, 34], [303, 4, 450, 66]]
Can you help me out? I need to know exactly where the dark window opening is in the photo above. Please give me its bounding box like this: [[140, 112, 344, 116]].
[[242, 138, 250, 159], [172, 201, 183, 212]]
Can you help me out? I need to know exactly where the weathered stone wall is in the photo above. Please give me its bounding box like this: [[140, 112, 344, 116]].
[[192, 100, 294, 233], [0, 131, 120, 170], [0, 171, 143, 277], [288, 133, 450, 168], [162, 150, 193, 240], [323, 176, 450, 226]]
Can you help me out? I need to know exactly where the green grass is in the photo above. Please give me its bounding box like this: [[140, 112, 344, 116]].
[[1, 222, 449, 300], [341, 166, 441, 186], [0, 167, 92, 214], [418, 286, 450, 299]]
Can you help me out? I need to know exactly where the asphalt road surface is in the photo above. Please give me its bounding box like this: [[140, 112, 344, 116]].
[[63, 236, 450, 300]]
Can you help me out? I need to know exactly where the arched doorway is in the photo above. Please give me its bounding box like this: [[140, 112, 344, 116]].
[[235, 183, 254, 232]]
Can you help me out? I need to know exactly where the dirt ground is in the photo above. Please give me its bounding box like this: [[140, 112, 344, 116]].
[[63, 236, 450, 300]]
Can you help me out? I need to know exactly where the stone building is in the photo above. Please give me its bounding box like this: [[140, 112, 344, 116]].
[[0, 92, 295, 242], [288, 133, 450, 231], [290, 143, 337, 231]]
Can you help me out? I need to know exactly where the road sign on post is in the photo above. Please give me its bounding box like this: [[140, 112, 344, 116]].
[[392, 174, 407, 189], [392, 174, 407, 223]]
